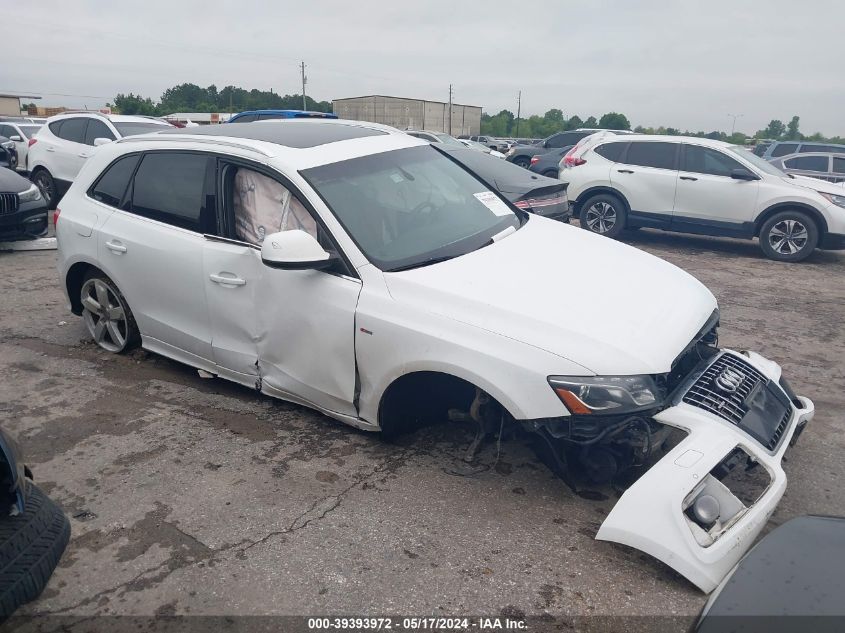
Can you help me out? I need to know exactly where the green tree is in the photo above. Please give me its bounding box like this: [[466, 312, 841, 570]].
[[786, 115, 801, 140], [759, 119, 786, 140], [113, 93, 157, 115], [598, 112, 631, 130], [565, 115, 583, 131], [583, 116, 598, 128]]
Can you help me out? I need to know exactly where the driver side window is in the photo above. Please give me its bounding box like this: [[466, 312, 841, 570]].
[[228, 167, 319, 246]]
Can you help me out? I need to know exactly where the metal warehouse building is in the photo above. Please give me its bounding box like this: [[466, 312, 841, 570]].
[[332, 95, 481, 136]]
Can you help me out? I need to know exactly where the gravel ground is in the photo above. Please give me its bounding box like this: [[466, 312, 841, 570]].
[[1, 227, 843, 630]]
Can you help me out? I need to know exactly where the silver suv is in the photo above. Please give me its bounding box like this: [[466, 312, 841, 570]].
[[770, 152, 845, 183]]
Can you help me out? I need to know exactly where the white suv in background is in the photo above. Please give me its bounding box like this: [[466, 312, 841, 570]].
[[28, 112, 173, 208], [0, 119, 44, 173], [560, 135, 845, 262]]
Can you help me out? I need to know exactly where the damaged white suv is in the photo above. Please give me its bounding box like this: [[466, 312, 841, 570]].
[[55, 120, 814, 592]]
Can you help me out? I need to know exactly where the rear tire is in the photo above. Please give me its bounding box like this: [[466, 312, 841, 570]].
[[543, 169, 559, 179], [759, 210, 819, 262], [578, 193, 626, 239], [0, 481, 71, 620], [30, 169, 58, 211], [80, 271, 140, 353], [513, 156, 531, 169]]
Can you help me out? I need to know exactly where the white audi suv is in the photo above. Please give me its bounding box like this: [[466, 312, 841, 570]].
[[55, 119, 813, 592]]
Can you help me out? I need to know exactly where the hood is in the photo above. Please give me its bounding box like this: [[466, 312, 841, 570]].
[[0, 166, 31, 193], [384, 218, 717, 375], [782, 174, 845, 195]]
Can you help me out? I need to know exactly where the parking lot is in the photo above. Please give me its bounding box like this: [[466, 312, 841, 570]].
[[1, 228, 844, 625]]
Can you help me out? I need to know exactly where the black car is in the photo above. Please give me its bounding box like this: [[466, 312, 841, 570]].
[[697, 515, 845, 633], [0, 136, 17, 171], [437, 146, 570, 220], [0, 427, 70, 619], [529, 147, 569, 178], [506, 129, 633, 169], [0, 167, 49, 241]]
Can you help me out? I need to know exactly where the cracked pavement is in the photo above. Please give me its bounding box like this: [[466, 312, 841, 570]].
[[1, 227, 844, 626]]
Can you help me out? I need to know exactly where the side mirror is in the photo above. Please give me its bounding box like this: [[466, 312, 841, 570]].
[[543, 140, 551, 148], [261, 230, 337, 270], [93, 137, 113, 147], [731, 168, 759, 181], [9, 135, 22, 142]]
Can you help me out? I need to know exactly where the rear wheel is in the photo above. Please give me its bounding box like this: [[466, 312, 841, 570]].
[[31, 169, 58, 210], [513, 156, 531, 169], [579, 193, 626, 239], [543, 169, 559, 179], [759, 210, 819, 262], [80, 272, 140, 353]]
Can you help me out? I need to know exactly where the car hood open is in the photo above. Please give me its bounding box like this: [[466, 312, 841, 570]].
[[384, 217, 717, 376]]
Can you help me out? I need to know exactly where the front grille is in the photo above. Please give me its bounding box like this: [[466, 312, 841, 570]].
[[683, 353, 767, 425], [0, 192, 19, 215]]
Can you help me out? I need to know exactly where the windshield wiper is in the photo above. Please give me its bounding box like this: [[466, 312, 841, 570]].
[[386, 254, 460, 272]]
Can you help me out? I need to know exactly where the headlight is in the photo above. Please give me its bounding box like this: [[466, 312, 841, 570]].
[[506, 148, 516, 156], [18, 183, 42, 203], [549, 375, 662, 415], [1, 141, 13, 150], [819, 192, 845, 209]]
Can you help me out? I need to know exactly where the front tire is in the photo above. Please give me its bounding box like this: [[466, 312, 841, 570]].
[[759, 210, 819, 262], [579, 193, 626, 238], [31, 169, 58, 211], [80, 272, 140, 353]]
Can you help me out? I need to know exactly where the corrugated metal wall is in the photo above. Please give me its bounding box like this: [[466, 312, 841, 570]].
[[333, 96, 481, 136]]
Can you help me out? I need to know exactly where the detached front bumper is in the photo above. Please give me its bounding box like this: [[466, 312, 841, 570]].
[[596, 349, 814, 593]]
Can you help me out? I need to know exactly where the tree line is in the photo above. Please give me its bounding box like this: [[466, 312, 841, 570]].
[[480, 109, 844, 145], [107, 83, 842, 145], [110, 83, 332, 117]]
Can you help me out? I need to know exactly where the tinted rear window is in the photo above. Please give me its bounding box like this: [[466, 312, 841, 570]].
[[784, 155, 829, 172], [833, 157, 845, 174], [130, 153, 210, 231], [799, 144, 844, 154], [58, 118, 88, 143], [90, 154, 140, 206], [624, 142, 677, 170], [770, 143, 798, 157], [594, 142, 627, 162]]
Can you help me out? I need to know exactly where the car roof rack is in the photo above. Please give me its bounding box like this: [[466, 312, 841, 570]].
[[51, 110, 112, 119]]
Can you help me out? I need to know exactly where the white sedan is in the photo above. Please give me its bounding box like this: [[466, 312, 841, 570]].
[[56, 119, 813, 592]]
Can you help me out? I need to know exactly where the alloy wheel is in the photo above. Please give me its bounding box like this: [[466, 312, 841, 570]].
[[80, 279, 129, 352], [33, 173, 54, 205], [585, 201, 617, 233], [768, 219, 808, 255]]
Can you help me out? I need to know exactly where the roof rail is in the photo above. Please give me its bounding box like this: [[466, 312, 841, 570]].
[[116, 134, 274, 157], [50, 110, 111, 119]]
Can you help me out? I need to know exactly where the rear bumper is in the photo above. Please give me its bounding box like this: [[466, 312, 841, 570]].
[[597, 349, 814, 593]]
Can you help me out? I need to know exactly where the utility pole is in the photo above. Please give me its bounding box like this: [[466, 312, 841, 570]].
[[448, 84, 453, 135], [728, 113, 743, 136], [515, 90, 521, 137], [301, 61, 307, 111]]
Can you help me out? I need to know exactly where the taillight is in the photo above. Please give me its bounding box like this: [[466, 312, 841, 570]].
[[28, 138, 37, 148], [562, 155, 586, 167], [513, 200, 531, 209], [53, 208, 60, 226], [530, 156, 540, 165]]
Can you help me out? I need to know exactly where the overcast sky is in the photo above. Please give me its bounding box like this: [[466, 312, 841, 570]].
[[5, 1, 844, 136]]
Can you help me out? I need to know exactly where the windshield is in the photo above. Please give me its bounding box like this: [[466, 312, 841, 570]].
[[301, 145, 522, 271], [729, 146, 784, 177], [20, 125, 42, 138], [114, 121, 172, 137]]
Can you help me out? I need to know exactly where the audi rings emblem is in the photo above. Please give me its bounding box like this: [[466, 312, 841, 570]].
[[715, 368, 745, 393]]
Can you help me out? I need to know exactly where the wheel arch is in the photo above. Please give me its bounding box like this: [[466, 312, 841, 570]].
[[575, 186, 631, 216], [65, 261, 103, 315], [754, 202, 828, 238]]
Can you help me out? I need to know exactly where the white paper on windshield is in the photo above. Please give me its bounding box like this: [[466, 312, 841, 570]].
[[474, 191, 513, 217]]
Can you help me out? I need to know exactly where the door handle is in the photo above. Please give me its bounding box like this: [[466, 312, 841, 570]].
[[680, 176, 698, 181], [617, 169, 634, 174], [105, 240, 127, 253], [78, 152, 92, 158], [209, 273, 246, 286], [45, 146, 55, 152]]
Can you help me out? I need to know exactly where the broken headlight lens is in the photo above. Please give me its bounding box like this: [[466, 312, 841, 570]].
[[548, 375, 662, 415]]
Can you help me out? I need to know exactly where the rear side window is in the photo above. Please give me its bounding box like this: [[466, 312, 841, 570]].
[[84, 119, 115, 145], [833, 157, 845, 174], [57, 118, 88, 143], [799, 144, 843, 154], [232, 114, 258, 123], [784, 155, 829, 172], [682, 145, 744, 177], [90, 154, 141, 207], [547, 132, 586, 148], [770, 143, 798, 157], [129, 153, 211, 231], [0, 124, 14, 138], [48, 120, 64, 137], [257, 113, 283, 121], [594, 142, 626, 162], [624, 141, 677, 170]]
